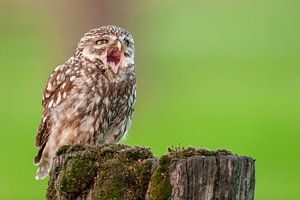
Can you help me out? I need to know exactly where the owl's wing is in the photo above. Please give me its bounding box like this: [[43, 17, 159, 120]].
[[35, 63, 74, 162]]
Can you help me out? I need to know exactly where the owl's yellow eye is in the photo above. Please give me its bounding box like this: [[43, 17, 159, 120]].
[[96, 39, 109, 45]]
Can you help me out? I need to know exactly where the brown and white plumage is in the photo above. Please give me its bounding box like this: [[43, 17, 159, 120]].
[[34, 25, 136, 180]]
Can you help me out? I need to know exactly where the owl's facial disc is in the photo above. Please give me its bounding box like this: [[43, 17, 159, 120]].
[[107, 40, 122, 74]]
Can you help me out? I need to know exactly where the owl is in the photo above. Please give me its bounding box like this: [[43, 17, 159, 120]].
[[34, 25, 136, 180]]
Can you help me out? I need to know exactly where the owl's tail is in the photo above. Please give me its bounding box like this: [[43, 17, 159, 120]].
[[34, 144, 51, 180], [35, 159, 51, 180]]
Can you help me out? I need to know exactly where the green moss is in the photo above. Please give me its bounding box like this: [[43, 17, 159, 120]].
[[56, 145, 71, 156], [48, 144, 234, 200], [56, 144, 86, 156], [149, 155, 172, 200], [58, 156, 98, 199], [168, 146, 233, 158], [148, 147, 233, 200], [140, 159, 153, 193], [92, 146, 153, 200], [92, 160, 127, 199], [124, 147, 152, 160]]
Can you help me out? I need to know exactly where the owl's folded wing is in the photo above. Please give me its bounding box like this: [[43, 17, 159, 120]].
[[34, 64, 74, 161]]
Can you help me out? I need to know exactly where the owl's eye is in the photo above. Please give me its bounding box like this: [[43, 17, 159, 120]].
[[95, 39, 109, 45]]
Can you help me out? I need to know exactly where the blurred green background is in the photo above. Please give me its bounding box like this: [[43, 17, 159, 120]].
[[0, 0, 299, 199]]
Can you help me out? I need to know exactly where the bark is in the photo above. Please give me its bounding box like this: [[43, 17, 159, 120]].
[[47, 144, 255, 200]]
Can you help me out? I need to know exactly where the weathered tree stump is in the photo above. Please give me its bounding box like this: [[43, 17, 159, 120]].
[[46, 144, 255, 200]]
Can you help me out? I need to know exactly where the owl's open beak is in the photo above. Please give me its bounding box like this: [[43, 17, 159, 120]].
[[116, 40, 122, 51], [107, 40, 122, 73]]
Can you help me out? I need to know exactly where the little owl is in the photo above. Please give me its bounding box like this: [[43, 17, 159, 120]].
[[34, 25, 136, 180]]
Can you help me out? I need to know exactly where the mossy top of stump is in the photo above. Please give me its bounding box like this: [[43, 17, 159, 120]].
[[47, 144, 254, 200]]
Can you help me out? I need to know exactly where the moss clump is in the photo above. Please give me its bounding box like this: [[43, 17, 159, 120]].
[[149, 155, 172, 200], [49, 144, 153, 200], [48, 144, 235, 200], [168, 146, 233, 158], [56, 144, 86, 156], [58, 156, 98, 199], [92, 146, 153, 200]]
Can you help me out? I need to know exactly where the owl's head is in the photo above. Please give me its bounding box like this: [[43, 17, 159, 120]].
[[76, 25, 135, 75]]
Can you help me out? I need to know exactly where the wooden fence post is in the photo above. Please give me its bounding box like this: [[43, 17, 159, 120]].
[[46, 144, 255, 200]]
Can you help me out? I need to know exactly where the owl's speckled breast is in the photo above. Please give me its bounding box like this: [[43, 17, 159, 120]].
[[52, 62, 136, 145]]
